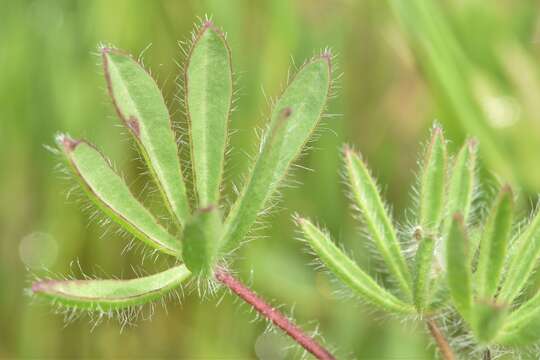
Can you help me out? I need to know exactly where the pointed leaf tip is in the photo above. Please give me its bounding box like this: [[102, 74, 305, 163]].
[[57, 134, 81, 153]]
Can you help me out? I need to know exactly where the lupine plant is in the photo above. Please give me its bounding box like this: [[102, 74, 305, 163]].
[[297, 125, 540, 359], [30, 20, 336, 360]]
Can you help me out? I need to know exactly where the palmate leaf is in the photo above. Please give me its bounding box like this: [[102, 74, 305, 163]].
[[343, 146, 412, 299], [222, 53, 332, 251], [32, 265, 191, 311], [185, 21, 233, 207], [57, 135, 182, 256], [102, 48, 190, 227], [296, 217, 414, 314]]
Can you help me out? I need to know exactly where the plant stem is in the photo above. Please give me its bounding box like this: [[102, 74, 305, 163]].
[[214, 268, 336, 360], [426, 319, 455, 360]]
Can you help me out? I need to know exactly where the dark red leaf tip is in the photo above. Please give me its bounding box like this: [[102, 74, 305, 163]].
[[59, 135, 81, 153], [199, 205, 216, 213], [127, 116, 141, 138]]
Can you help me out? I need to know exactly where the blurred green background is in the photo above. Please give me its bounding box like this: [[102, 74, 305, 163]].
[[2, 0, 540, 358]]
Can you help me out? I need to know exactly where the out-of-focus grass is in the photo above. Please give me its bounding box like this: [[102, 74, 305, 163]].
[[1, 0, 539, 358]]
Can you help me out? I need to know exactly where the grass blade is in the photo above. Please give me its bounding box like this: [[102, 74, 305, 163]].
[[222, 53, 332, 251], [446, 213, 472, 321], [31, 265, 191, 311], [183, 206, 222, 276], [185, 21, 233, 207], [58, 135, 181, 256], [499, 206, 540, 304], [344, 146, 412, 299], [476, 185, 513, 299], [418, 126, 447, 232], [296, 217, 414, 314], [388, 0, 515, 186], [102, 48, 190, 226]]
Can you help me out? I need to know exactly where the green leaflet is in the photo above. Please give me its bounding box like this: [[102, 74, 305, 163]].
[[445, 139, 477, 231], [185, 22, 232, 207], [476, 185, 513, 299], [419, 126, 446, 232], [32, 265, 191, 311], [497, 290, 540, 346], [222, 54, 332, 251], [102, 48, 189, 226], [58, 135, 181, 256], [344, 147, 412, 299], [297, 217, 414, 314], [499, 207, 540, 304], [472, 301, 507, 344], [183, 206, 223, 276], [413, 233, 435, 312], [446, 213, 472, 321]]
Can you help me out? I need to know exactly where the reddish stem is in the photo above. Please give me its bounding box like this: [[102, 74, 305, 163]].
[[214, 268, 336, 360], [426, 319, 455, 360]]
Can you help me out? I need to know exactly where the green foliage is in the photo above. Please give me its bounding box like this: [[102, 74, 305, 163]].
[[222, 54, 332, 251], [296, 125, 540, 356], [446, 214, 472, 321], [102, 48, 190, 226], [297, 216, 414, 314], [343, 145, 411, 299], [31, 20, 333, 321], [185, 22, 232, 207], [57, 135, 182, 256], [32, 265, 191, 312], [418, 126, 447, 232], [183, 206, 222, 276]]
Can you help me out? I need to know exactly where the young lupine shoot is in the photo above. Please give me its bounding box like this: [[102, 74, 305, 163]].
[[296, 126, 540, 359], [102, 48, 190, 227], [297, 217, 414, 314], [185, 22, 232, 207], [476, 185, 513, 299], [446, 214, 472, 321], [343, 146, 412, 299], [31, 20, 336, 360]]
